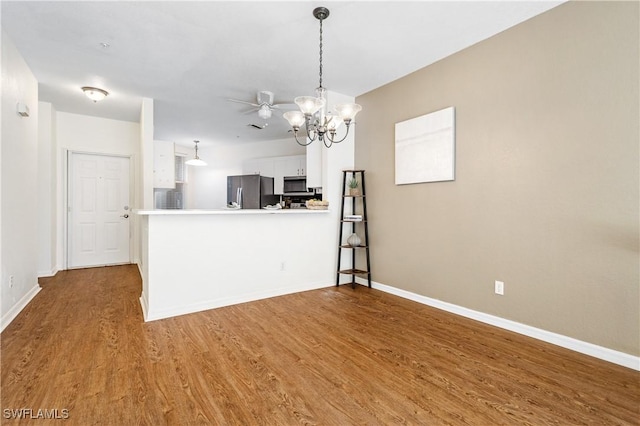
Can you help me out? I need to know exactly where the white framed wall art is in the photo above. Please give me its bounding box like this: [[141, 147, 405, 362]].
[[395, 106, 455, 185]]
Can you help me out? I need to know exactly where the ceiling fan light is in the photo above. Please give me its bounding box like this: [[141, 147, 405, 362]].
[[258, 105, 272, 120], [283, 110, 306, 129], [81, 86, 109, 102], [295, 96, 325, 115], [334, 103, 362, 122]]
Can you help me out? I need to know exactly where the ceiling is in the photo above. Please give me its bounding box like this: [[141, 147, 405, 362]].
[[1, 1, 563, 147]]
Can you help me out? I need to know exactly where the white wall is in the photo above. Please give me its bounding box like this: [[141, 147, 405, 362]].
[[138, 98, 154, 277], [37, 102, 57, 277], [55, 112, 140, 270], [187, 138, 305, 209], [1, 31, 41, 330], [56, 112, 140, 155], [140, 98, 154, 210]]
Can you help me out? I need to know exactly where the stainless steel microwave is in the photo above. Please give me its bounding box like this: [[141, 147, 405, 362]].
[[283, 176, 312, 194]]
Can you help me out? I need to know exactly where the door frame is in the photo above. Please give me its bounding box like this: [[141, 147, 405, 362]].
[[64, 150, 135, 270]]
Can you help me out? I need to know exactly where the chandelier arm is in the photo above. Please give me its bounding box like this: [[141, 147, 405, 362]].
[[303, 116, 320, 142], [293, 131, 315, 147], [325, 124, 353, 144]]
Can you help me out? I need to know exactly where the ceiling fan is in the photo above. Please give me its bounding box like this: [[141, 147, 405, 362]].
[[227, 91, 295, 120]]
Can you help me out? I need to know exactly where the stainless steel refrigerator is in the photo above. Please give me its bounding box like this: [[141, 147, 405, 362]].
[[227, 175, 280, 209]]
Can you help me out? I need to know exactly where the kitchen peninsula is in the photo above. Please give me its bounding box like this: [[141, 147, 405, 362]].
[[140, 89, 356, 321], [137, 208, 335, 321]]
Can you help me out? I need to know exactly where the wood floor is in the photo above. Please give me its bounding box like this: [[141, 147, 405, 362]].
[[1, 265, 638, 425]]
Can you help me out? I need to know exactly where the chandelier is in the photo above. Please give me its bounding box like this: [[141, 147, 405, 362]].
[[283, 7, 362, 148]]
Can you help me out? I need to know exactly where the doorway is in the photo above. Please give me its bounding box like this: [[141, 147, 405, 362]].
[[68, 152, 131, 268]]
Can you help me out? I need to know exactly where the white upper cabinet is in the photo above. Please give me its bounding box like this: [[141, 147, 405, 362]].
[[282, 155, 305, 177], [153, 140, 175, 189], [244, 155, 308, 194], [243, 158, 275, 177]]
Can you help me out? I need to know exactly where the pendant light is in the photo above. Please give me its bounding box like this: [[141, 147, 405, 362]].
[[283, 7, 362, 148], [185, 140, 207, 166]]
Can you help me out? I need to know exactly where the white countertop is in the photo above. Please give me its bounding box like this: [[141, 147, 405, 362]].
[[136, 208, 330, 216]]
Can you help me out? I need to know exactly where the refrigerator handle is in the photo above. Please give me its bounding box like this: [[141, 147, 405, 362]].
[[237, 187, 242, 208]]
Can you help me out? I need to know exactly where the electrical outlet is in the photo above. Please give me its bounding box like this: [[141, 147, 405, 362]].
[[495, 280, 504, 295], [9, 275, 14, 288]]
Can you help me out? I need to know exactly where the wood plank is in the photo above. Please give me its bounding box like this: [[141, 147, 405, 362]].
[[1, 265, 638, 425]]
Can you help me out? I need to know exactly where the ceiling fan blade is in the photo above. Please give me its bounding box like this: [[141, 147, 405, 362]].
[[227, 98, 260, 107], [271, 103, 297, 110]]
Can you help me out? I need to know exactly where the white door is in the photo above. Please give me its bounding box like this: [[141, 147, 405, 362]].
[[68, 153, 131, 268]]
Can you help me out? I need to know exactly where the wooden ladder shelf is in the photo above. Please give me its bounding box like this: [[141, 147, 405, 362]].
[[336, 170, 371, 288]]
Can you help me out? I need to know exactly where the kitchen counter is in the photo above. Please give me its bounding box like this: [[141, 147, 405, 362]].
[[137, 209, 329, 215], [137, 206, 339, 322]]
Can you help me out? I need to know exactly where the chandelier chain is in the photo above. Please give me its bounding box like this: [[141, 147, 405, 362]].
[[318, 17, 323, 89]]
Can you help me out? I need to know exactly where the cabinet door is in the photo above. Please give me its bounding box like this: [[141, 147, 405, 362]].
[[154, 140, 175, 188], [283, 156, 304, 177]]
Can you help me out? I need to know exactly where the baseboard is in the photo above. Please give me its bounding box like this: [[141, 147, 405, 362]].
[[139, 294, 149, 321], [143, 280, 333, 322], [37, 268, 58, 278], [356, 278, 640, 371], [1, 284, 41, 332]]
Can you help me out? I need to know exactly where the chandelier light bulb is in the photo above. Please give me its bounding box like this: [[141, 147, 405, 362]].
[[325, 113, 342, 132], [283, 111, 306, 129], [295, 96, 325, 115], [334, 103, 362, 123]]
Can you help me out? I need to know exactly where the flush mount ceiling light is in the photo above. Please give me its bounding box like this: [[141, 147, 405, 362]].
[[81, 86, 109, 102], [185, 140, 207, 166], [283, 6, 362, 148]]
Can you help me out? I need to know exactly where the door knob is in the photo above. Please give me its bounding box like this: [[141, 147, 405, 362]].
[[120, 214, 129, 219]]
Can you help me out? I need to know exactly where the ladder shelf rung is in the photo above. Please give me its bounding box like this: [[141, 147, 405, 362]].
[[338, 268, 369, 276]]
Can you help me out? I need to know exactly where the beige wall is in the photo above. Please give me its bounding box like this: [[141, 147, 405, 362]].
[[355, 1, 639, 356]]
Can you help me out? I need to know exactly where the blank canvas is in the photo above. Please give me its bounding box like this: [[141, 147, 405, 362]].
[[395, 106, 455, 185]]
